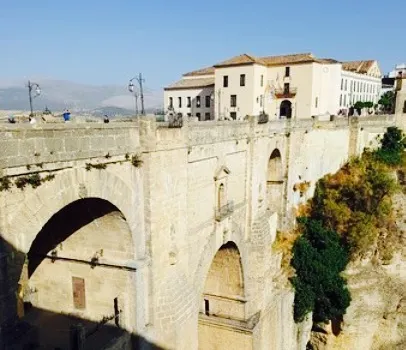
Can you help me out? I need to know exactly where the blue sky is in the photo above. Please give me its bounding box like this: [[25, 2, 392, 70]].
[[1, 0, 404, 90]]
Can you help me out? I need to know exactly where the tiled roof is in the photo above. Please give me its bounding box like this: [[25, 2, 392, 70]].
[[213, 54, 266, 67], [342, 60, 375, 74], [183, 66, 215, 77], [260, 53, 316, 66], [164, 77, 215, 90]]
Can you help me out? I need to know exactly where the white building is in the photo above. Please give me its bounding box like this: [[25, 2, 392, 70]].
[[164, 53, 382, 121], [388, 63, 406, 78]]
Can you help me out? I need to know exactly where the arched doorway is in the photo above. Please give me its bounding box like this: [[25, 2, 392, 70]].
[[198, 242, 251, 349], [280, 100, 292, 119], [267, 149, 284, 215], [18, 198, 135, 348]]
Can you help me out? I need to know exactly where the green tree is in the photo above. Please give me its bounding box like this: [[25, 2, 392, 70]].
[[378, 91, 395, 113], [290, 218, 351, 323], [375, 126, 405, 166]]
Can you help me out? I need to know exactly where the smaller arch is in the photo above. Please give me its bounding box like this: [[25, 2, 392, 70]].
[[267, 149, 283, 182], [266, 149, 284, 215], [280, 100, 292, 119]]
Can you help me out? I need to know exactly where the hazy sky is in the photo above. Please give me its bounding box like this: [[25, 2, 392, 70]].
[[1, 0, 405, 89]]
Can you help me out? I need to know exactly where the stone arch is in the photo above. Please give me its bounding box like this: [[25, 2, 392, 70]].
[[280, 100, 292, 119], [23, 198, 136, 327], [198, 241, 250, 349], [1, 168, 144, 343], [267, 149, 283, 182], [202, 242, 244, 315], [266, 149, 284, 215], [4, 168, 144, 258]]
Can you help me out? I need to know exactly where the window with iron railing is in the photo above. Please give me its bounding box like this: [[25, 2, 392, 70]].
[[196, 96, 201, 108], [187, 97, 191, 108]]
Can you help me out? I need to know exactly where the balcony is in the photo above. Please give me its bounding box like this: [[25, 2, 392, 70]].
[[274, 87, 297, 99], [215, 201, 234, 222]]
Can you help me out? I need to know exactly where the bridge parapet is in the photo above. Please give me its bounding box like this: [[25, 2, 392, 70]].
[[0, 123, 140, 170]]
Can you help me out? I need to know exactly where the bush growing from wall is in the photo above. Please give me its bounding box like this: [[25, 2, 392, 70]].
[[374, 126, 405, 166], [290, 218, 351, 323]]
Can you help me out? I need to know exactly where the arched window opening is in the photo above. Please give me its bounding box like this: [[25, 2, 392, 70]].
[[280, 100, 292, 119], [266, 149, 284, 216]]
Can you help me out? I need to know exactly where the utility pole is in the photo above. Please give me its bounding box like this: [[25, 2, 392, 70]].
[[128, 73, 145, 116], [138, 73, 145, 116], [27, 81, 41, 118]]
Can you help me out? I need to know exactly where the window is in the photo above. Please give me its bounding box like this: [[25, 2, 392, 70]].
[[344, 95, 347, 106], [187, 113, 191, 117], [169, 97, 173, 108], [72, 277, 86, 310], [196, 96, 201, 108], [187, 97, 191, 108], [205, 112, 211, 120], [223, 75, 228, 88], [230, 95, 237, 107], [350, 81, 353, 92], [341, 79, 343, 90], [260, 75, 264, 87], [196, 112, 201, 120], [240, 74, 246, 86], [315, 97, 318, 108], [285, 67, 290, 77], [205, 95, 211, 108], [345, 80, 347, 91], [178, 97, 182, 108], [284, 83, 290, 95], [340, 94, 342, 106], [260, 95, 263, 107], [230, 112, 237, 120]]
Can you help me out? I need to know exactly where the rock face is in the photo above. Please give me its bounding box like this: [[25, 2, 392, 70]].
[[309, 193, 406, 350]]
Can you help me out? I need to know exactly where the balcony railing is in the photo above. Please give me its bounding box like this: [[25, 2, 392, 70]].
[[274, 87, 297, 99], [215, 201, 234, 221], [258, 112, 269, 124]]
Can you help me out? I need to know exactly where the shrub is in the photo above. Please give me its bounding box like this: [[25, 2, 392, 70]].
[[310, 154, 398, 259], [374, 126, 405, 166], [290, 218, 351, 323], [0, 176, 11, 191], [131, 154, 143, 168]]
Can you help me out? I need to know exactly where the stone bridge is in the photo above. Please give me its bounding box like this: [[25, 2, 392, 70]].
[[0, 115, 396, 349]]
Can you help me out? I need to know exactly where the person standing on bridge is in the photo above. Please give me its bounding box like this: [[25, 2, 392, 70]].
[[63, 109, 71, 122]]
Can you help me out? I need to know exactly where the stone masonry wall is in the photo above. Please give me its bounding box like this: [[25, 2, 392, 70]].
[[0, 115, 399, 350]]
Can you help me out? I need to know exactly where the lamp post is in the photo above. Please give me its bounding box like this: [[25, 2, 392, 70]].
[[128, 73, 145, 115], [27, 81, 41, 118]]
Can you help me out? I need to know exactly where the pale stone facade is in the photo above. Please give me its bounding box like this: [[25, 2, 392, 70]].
[[164, 53, 382, 121], [0, 115, 398, 349]]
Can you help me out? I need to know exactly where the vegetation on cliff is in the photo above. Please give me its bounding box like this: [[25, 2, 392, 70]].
[[276, 127, 406, 323]]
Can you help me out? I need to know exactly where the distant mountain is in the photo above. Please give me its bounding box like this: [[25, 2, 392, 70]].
[[0, 79, 163, 114]]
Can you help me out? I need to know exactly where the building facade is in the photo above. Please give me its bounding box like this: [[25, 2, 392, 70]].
[[164, 53, 382, 120]]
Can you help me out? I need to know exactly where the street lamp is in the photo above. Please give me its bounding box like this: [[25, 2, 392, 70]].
[[128, 73, 145, 116], [27, 81, 41, 118], [128, 82, 139, 116]]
